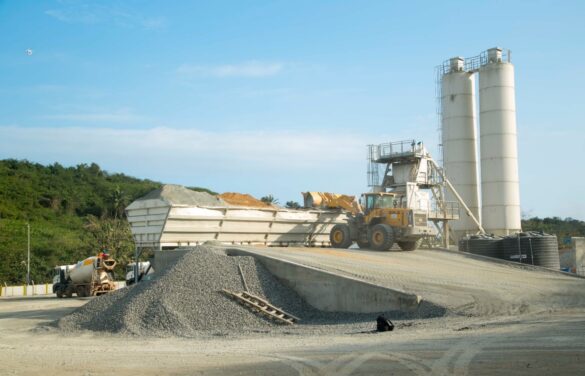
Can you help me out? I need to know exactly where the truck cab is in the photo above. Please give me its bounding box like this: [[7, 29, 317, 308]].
[[52, 264, 74, 297], [125, 261, 153, 285]]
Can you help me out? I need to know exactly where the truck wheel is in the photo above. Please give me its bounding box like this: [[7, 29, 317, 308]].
[[65, 287, 74, 298], [56, 290, 64, 298], [369, 224, 394, 251], [77, 285, 88, 297], [397, 239, 422, 251], [356, 240, 370, 249], [330, 224, 353, 249]]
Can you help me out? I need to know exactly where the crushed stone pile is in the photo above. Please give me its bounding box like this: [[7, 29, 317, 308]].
[[137, 184, 226, 207], [218, 192, 274, 208], [59, 246, 444, 337], [59, 247, 275, 336]]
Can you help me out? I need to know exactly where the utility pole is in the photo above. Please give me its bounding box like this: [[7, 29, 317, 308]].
[[26, 223, 31, 285]]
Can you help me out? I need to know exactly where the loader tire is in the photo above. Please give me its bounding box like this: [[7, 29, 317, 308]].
[[330, 224, 353, 249], [397, 239, 422, 252], [369, 224, 394, 251]]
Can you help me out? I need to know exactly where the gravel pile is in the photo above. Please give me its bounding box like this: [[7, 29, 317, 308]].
[[137, 184, 226, 207], [59, 246, 444, 337]]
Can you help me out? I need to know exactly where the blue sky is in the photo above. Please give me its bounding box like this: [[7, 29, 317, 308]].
[[0, 0, 583, 219]]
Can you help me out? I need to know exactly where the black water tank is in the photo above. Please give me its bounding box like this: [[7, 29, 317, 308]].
[[459, 234, 503, 259], [502, 231, 560, 270]]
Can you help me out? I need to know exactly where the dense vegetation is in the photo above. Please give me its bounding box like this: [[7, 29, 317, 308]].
[[0, 159, 163, 284], [522, 216, 585, 248]]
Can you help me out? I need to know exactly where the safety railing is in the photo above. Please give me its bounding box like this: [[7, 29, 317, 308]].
[[370, 140, 425, 161], [438, 48, 512, 76], [429, 201, 460, 220]]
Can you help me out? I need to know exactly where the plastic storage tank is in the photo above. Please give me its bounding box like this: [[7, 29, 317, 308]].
[[478, 47, 522, 236], [441, 57, 481, 242], [458, 234, 503, 259], [502, 231, 560, 269]]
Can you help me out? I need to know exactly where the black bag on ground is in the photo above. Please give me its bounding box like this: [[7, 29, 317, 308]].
[[376, 315, 394, 332]]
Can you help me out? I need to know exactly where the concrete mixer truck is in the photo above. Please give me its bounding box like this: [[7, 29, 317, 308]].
[[52, 253, 117, 298]]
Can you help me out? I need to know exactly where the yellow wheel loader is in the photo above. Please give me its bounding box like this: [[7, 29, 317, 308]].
[[328, 192, 432, 251]]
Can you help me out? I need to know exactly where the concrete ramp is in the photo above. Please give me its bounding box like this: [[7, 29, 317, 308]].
[[224, 246, 585, 318]]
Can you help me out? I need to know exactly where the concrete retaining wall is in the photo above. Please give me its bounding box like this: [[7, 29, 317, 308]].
[[226, 248, 421, 313]]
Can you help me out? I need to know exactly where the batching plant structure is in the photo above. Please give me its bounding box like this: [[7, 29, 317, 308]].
[[438, 47, 521, 240]]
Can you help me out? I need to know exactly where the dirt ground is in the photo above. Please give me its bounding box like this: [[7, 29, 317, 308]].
[[2, 299, 585, 374], [2, 247, 585, 375]]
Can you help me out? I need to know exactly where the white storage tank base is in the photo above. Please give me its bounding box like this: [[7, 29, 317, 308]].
[[479, 48, 521, 236], [441, 57, 481, 241]]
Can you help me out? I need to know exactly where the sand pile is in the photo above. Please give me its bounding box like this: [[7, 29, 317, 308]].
[[219, 192, 274, 208]]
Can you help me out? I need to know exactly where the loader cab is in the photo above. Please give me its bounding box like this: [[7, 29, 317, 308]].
[[362, 193, 397, 214]]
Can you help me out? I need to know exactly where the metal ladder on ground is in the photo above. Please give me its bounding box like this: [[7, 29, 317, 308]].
[[221, 289, 300, 325]]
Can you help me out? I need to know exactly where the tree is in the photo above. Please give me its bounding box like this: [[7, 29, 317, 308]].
[[84, 215, 135, 266], [260, 195, 279, 205], [285, 201, 301, 209], [110, 186, 127, 219]]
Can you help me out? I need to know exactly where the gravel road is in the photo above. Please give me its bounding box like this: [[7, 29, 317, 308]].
[[2, 296, 585, 375]]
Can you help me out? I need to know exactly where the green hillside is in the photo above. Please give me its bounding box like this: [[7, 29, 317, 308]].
[[0, 159, 162, 284], [522, 216, 585, 248]]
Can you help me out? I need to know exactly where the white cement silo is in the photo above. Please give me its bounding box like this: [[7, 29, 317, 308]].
[[441, 57, 481, 241], [478, 48, 521, 235]]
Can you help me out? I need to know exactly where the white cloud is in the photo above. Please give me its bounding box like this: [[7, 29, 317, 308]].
[[40, 108, 145, 124], [0, 126, 364, 168], [45, 7, 96, 23], [177, 61, 284, 78], [0, 126, 369, 200], [45, 3, 166, 30]]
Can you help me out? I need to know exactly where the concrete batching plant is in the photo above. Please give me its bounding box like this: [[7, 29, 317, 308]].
[[438, 47, 521, 240]]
